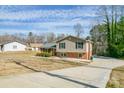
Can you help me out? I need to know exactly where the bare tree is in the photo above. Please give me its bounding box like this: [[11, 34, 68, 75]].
[[34, 34, 45, 43], [27, 32, 35, 44], [90, 24, 107, 55], [27, 32, 46, 43], [56, 33, 66, 40], [74, 23, 84, 38], [46, 32, 56, 43]]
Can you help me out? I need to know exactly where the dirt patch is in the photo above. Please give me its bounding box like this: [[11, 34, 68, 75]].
[[106, 66, 124, 88], [0, 52, 84, 76]]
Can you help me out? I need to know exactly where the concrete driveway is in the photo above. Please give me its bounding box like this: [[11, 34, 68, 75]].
[[0, 57, 124, 88]]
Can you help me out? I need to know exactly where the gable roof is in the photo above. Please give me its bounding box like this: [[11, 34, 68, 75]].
[[0, 40, 26, 46], [56, 35, 85, 43]]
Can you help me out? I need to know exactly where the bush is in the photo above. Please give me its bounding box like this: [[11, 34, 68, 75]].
[[121, 48, 124, 57], [109, 44, 119, 58], [36, 52, 52, 57], [108, 44, 124, 58]]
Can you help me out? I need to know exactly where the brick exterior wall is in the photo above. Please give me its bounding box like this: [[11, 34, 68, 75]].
[[67, 52, 79, 58], [82, 51, 92, 60], [57, 52, 84, 59], [57, 51, 92, 60], [82, 52, 87, 59]]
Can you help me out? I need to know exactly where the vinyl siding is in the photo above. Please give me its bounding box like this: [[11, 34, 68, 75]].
[[2, 42, 26, 52], [56, 40, 86, 53]]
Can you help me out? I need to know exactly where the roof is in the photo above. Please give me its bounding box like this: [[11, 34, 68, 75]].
[[42, 42, 56, 49], [29, 43, 43, 48], [56, 35, 85, 43], [0, 40, 26, 46]]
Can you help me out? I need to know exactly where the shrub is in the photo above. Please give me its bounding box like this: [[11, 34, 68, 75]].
[[120, 48, 124, 57], [108, 44, 124, 58], [109, 44, 119, 58], [36, 52, 52, 57]]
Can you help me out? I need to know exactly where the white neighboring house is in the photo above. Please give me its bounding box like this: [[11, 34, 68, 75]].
[[0, 41, 26, 52]]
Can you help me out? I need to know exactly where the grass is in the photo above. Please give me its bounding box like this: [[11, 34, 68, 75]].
[[106, 66, 124, 88], [0, 51, 84, 76]]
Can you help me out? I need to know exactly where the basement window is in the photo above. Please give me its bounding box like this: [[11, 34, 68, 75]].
[[78, 53, 82, 58], [60, 53, 66, 57]]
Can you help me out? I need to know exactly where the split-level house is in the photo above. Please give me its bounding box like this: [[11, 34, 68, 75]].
[[56, 35, 92, 60]]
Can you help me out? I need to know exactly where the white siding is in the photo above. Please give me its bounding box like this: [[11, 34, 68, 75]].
[[2, 42, 26, 52], [56, 40, 86, 53]]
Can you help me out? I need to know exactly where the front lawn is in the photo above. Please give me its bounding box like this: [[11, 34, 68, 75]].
[[0, 51, 84, 76], [106, 66, 124, 88]]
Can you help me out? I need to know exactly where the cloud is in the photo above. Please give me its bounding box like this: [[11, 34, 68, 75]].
[[0, 6, 99, 22], [0, 17, 95, 36], [0, 5, 100, 37]]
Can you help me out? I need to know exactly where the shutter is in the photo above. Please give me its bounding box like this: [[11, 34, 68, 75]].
[[76, 42, 77, 49]]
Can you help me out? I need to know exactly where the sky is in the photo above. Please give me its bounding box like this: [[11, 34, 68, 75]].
[[0, 5, 100, 37]]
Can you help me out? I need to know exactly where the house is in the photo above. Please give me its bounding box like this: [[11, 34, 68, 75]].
[[41, 42, 56, 55], [0, 41, 26, 52], [56, 35, 92, 60], [27, 43, 43, 51]]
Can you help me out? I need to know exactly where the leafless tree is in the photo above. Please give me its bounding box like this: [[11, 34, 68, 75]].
[[46, 32, 56, 43], [27, 32, 35, 43], [56, 33, 66, 40], [74, 23, 84, 38]]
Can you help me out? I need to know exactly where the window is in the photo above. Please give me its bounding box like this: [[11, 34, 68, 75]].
[[64, 53, 66, 57], [78, 53, 82, 58], [60, 53, 66, 57], [59, 43, 65, 49], [76, 42, 83, 49], [13, 45, 17, 49]]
